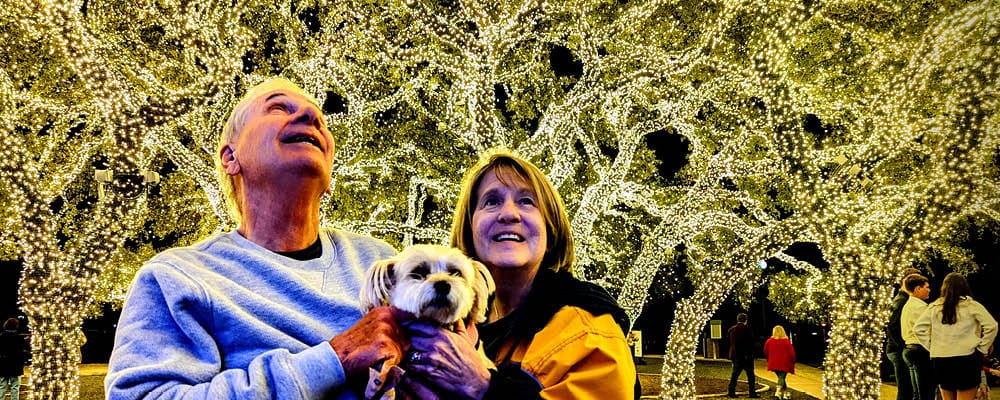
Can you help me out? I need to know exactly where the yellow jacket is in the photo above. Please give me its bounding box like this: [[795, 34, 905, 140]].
[[491, 305, 637, 399]]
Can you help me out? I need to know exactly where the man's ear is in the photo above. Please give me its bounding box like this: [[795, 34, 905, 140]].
[[220, 146, 240, 175]]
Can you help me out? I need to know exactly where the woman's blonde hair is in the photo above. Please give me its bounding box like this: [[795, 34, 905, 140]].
[[449, 149, 574, 273], [771, 325, 788, 339]]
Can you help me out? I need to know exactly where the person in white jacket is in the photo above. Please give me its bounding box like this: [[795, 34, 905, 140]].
[[914, 272, 998, 400]]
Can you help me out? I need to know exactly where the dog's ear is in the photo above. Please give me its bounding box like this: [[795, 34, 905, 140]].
[[470, 259, 495, 323], [360, 258, 396, 311]]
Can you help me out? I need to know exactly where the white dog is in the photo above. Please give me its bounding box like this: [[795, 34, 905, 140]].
[[359, 244, 495, 399]]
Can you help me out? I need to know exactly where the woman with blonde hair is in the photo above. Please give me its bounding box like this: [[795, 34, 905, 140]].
[[763, 325, 796, 399], [401, 150, 637, 399]]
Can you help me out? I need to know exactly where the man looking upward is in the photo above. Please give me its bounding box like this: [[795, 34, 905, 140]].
[[106, 78, 405, 399]]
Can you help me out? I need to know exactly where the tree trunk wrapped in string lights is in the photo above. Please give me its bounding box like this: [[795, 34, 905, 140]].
[[783, 1, 1000, 396], [0, 125, 142, 399], [1, 0, 248, 397]]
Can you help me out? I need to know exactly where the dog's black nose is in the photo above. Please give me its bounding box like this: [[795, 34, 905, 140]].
[[434, 281, 450, 295]]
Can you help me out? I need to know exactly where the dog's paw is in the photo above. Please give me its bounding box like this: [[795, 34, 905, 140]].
[[365, 364, 406, 400]]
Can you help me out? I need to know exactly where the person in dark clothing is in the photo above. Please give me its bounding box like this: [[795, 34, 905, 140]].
[[0, 318, 29, 400], [728, 313, 759, 398], [886, 268, 921, 400]]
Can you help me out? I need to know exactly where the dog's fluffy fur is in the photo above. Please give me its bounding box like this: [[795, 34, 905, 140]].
[[359, 244, 495, 399], [360, 244, 495, 327]]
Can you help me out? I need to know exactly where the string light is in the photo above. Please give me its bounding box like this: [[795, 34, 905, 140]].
[[1, 0, 997, 399]]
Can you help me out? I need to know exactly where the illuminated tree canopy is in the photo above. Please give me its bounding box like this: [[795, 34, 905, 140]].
[[1, 0, 997, 399]]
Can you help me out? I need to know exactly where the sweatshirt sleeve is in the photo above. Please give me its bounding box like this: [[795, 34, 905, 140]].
[[105, 263, 349, 399]]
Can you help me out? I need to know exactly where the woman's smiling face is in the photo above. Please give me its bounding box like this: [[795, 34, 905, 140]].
[[471, 168, 547, 274]]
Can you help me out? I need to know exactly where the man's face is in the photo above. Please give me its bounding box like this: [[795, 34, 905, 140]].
[[229, 88, 334, 188], [913, 283, 931, 300]]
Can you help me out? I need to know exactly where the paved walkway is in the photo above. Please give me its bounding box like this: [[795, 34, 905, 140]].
[[751, 358, 898, 399], [638, 356, 902, 399], [80, 364, 108, 376], [32, 361, 1000, 399], [751, 359, 1000, 400]]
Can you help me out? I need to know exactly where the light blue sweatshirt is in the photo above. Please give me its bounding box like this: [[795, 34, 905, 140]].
[[105, 228, 396, 399]]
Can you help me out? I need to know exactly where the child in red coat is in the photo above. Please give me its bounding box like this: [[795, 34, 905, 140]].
[[763, 325, 796, 399]]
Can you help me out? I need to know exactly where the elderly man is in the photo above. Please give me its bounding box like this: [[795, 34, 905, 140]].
[[106, 78, 404, 399]]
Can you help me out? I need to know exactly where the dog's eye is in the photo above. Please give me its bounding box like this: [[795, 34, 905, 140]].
[[409, 265, 430, 279], [448, 269, 462, 277]]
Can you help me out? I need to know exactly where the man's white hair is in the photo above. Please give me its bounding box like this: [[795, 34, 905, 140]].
[[216, 77, 322, 222]]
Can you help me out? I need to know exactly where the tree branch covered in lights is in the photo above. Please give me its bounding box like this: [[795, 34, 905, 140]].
[[765, 1, 1000, 396], [766, 252, 833, 325], [1, 0, 249, 397], [1, 0, 998, 399]]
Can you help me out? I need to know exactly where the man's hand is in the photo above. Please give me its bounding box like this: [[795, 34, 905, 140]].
[[330, 306, 413, 380]]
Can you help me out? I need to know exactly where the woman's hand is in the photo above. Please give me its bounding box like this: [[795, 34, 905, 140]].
[[403, 318, 492, 399]]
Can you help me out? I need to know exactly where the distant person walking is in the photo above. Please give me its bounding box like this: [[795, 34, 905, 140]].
[[728, 313, 759, 398], [764, 325, 796, 399], [914, 273, 997, 400], [0, 318, 29, 400]]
